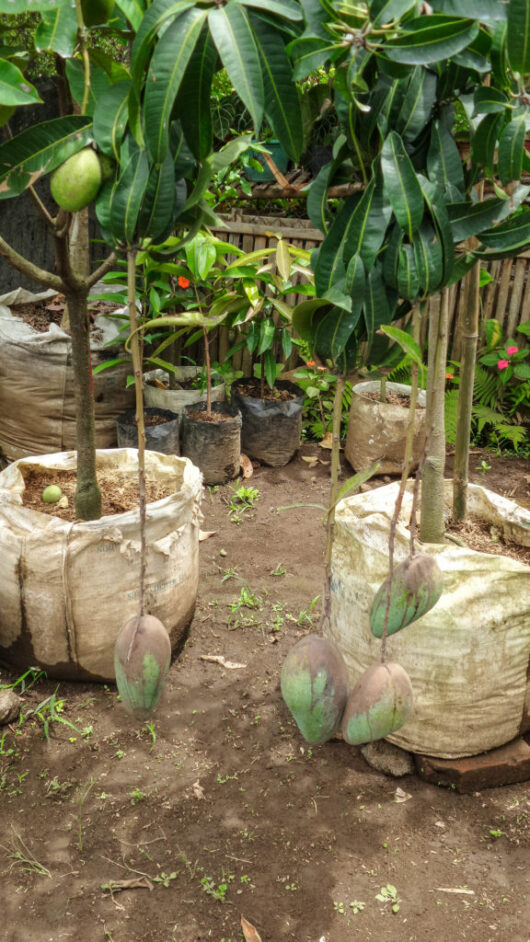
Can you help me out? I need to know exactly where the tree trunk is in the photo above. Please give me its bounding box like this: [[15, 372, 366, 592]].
[[420, 288, 449, 544], [66, 288, 102, 520]]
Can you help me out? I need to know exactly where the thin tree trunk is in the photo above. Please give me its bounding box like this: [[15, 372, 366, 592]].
[[452, 248, 481, 522], [128, 250, 146, 615], [321, 374, 345, 633], [420, 289, 449, 543], [67, 289, 102, 520]]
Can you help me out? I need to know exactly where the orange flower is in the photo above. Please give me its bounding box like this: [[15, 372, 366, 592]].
[[306, 360, 316, 367], [178, 276, 190, 289], [445, 373, 454, 380]]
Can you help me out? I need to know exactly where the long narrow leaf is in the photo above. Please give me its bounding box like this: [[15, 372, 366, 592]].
[[381, 131, 424, 240], [250, 13, 303, 160], [0, 58, 41, 106], [384, 16, 479, 65], [506, 0, 530, 74], [93, 81, 130, 159], [34, 4, 77, 58], [208, 2, 264, 129], [177, 29, 217, 161], [0, 115, 92, 199]]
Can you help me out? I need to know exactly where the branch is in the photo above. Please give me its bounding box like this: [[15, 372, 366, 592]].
[[85, 252, 117, 289], [0, 234, 63, 291], [27, 185, 57, 230]]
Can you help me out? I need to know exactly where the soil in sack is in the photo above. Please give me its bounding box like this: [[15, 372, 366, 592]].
[[231, 378, 305, 468], [181, 401, 241, 484], [117, 408, 180, 455]]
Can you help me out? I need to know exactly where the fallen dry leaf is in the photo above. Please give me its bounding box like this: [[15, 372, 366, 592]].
[[319, 432, 341, 450], [199, 655, 247, 669], [436, 887, 475, 895], [199, 530, 217, 541], [301, 456, 318, 468], [241, 915, 263, 942], [240, 454, 254, 478], [102, 876, 153, 894], [394, 787, 412, 803], [192, 780, 205, 800]]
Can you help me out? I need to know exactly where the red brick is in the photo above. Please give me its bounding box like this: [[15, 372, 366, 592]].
[[415, 735, 530, 793]]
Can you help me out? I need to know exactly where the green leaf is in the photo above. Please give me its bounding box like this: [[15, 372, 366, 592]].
[[289, 36, 335, 82], [506, 0, 530, 74], [363, 264, 389, 346], [381, 131, 424, 240], [472, 112, 503, 173], [264, 349, 276, 388], [427, 121, 465, 199], [430, 0, 506, 21], [498, 111, 527, 185], [236, 0, 302, 19], [65, 59, 112, 115], [211, 132, 254, 173], [93, 81, 130, 159], [136, 156, 178, 243], [447, 197, 514, 242], [419, 174, 454, 284], [397, 243, 419, 299], [472, 86, 509, 115], [344, 178, 392, 272], [143, 7, 207, 163], [0, 115, 92, 199], [312, 193, 361, 294], [0, 57, 41, 106], [176, 29, 217, 161], [384, 16, 479, 65], [476, 208, 530, 252], [306, 162, 332, 233], [208, 2, 264, 130], [292, 296, 332, 343], [276, 238, 292, 281], [395, 66, 437, 143], [35, 3, 77, 58], [131, 0, 196, 86], [413, 219, 444, 295], [378, 324, 423, 368], [115, 0, 146, 30], [0, 0, 67, 11], [109, 147, 150, 246], [370, 0, 416, 27], [334, 462, 380, 505], [250, 13, 303, 161], [256, 317, 275, 356]]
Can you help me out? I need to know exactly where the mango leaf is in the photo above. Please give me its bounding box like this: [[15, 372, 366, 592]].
[[93, 81, 130, 159], [236, 0, 302, 19], [109, 147, 150, 246], [292, 296, 332, 343], [35, 3, 77, 58], [0, 115, 92, 199], [447, 197, 515, 242], [370, 0, 416, 27], [363, 264, 389, 346], [289, 36, 335, 82], [384, 16, 479, 65], [430, 0, 506, 21], [475, 209, 530, 252], [378, 324, 423, 368], [472, 85, 509, 115], [383, 223, 403, 290], [419, 174, 454, 284], [276, 238, 292, 281], [250, 13, 303, 160], [143, 7, 207, 163], [136, 156, 178, 243], [211, 132, 254, 173], [506, 0, 530, 74], [397, 243, 419, 299], [115, 0, 146, 30], [131, 0, 195, 86], [413, 220, 444, 295], [312, 193, 362, 294], [472, 112, 503, 172], [65, 59, 112, 115], [0, 0, 67, 10], [343, 178, 392, 272], [177, 29, 217, 161], [334, 329, 358, 374], [315, 305, 358, 361], [446, 250, 478, 285], [208, 2, 264, 129], [306, 162, 332, 233], [0, 57, 41, 106], [381, 131, 424, 240], [395, 66, 437, 143], [264, 349, 277, 388], [427, 119, 465, 199], [498, 111, 527, 185]]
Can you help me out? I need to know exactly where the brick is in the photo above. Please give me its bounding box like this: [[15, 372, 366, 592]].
[[415, 735, 530, 793]]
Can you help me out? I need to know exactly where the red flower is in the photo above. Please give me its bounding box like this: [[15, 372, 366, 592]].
[[445, 373, 454, 380], [506, 346, 518, 356], [178, 276, 190, 289], [497, 359, 509, 370], [306, 360, 316, 367]]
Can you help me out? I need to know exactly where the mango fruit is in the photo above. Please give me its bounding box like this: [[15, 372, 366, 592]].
[[50, 148, 102, 212], [42, 485, 62, 503], [370, 554, 443, 638], [341, 662, 413, 745], [114, 614, 171, 718], [281, 634, 349, 744]]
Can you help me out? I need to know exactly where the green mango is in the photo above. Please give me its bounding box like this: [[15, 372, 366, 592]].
[[370, 554, 443, 639], [50, 148, 103, 213], [281, 634, 349, 744], [341, 662, 413, 746], [114, 614, 171, 718]]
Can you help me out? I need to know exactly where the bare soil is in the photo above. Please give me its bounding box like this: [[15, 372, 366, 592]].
[[11, 295, 119, 333], [363, 390, 425, 408], [236, 380, 299, 402], [1, 444, 529, 942]]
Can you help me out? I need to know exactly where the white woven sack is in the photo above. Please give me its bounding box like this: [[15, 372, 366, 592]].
[[327, 481, 530, 758], [0, 449, 202, 681]]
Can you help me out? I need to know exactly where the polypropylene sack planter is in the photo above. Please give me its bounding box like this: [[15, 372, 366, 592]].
[[0, 288, 134, 462], [345, 381, 426, 475], [181, 401, 241, 485], [143, 366, 225, 415], [117, 408, 180, 455], [231, 379, 305, 468], [0, 449, 202, 681], [327, 481, 530, 759]]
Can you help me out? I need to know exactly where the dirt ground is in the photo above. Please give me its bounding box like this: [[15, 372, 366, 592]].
[[0, 444, 529, 942]]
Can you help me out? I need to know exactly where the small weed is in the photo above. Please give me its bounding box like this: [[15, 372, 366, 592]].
[[144, 721, 157, 748], [201, 872, 233, 902], [129, 786, 146, 805], [334, 901, 345, 914], [0, 667, 46, 693], [153, 871, 179, 887], [271, 564, 286, 576], [476, 459, 492, 473], [230, 585, 262, 613], [284, 882, 298, 891], [221, 567, 239, 583], [376, 884, 401, 913], [1, 829, 51, 878], [350, 900, 365, 914], [72, 777, 95, 853], [240, 874, 251, 884], [216, 773, 233, 785], [228, 484, 259, 523], [289, 595, 321, 627], [25, 687, 81, 741], [488, 827, 503, 840], [240, 828, 254, 842]]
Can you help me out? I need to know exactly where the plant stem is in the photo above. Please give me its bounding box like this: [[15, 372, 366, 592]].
[[74, 0, 91, 116], [453, 250, 481, 523], [380, 375, 387, 402], [420, 288, 449, 543], [321, 374, 345, 632], [203, 326, 212, 414], [67, 289, 102, 520], [128, 250, 146, 616]]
